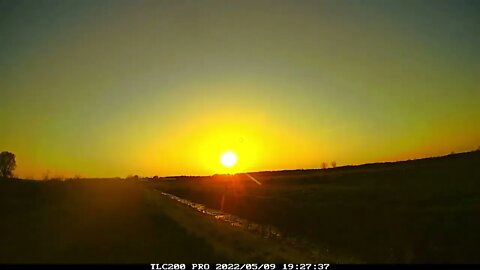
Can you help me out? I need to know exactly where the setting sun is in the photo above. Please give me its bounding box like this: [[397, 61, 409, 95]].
[[220, 151, 237, 168]]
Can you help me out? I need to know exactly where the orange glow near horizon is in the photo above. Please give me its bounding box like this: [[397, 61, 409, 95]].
[[1, 1, 479, 179]]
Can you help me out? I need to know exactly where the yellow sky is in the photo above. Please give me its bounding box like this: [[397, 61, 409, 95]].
[[0, 1, 479, 178]]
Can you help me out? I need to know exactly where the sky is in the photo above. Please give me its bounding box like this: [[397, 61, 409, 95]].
[[0, 0, 479, 179]]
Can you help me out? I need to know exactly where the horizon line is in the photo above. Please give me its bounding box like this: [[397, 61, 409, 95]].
[[15, 149, 478, 181]]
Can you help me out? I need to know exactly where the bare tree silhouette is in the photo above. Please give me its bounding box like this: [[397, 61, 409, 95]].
[[331, 161, 337, 168], [321, 162, 328, 169], [43, 170, 51, 181], [0, 151, 16, 178]]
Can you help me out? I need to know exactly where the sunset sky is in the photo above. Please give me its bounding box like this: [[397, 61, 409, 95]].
[[1, 0, 479, 178]]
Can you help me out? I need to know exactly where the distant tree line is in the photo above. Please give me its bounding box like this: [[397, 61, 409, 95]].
[[321, 161, 337, 169]]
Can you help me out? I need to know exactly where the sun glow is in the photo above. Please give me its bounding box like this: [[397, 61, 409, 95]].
[[220, 151, 237, 168]]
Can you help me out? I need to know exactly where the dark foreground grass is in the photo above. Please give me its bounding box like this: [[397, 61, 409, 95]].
[[151, 151, 480, 263], [0, 179, 312, 263], [0, 179, 222, 263], [1, 151, 478, 263]]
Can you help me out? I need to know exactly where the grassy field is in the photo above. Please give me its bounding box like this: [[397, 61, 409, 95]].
[[0, 179, 311, 263], [1, 151, 479, 263], [151, 151, 480, 263]]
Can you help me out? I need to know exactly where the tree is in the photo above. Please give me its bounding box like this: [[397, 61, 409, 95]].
[[0, 151, 16, 178], [126, 174, 140, 180], [321, 162, 328, 169], [331, 161, 337, 168]]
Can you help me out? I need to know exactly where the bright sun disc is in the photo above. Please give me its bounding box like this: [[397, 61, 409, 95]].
[[220, 151, 237, 167]]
